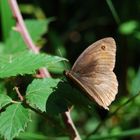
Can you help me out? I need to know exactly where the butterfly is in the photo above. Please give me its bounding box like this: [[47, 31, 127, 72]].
[[65, 37, 118, 110]]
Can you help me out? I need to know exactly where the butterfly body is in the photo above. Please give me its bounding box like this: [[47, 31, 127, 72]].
[[65, 37, 118, 110]]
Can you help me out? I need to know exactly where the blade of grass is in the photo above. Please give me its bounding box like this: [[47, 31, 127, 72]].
[[106, 0, 120, 25], [88, 128, 140, 140], [17, 132, 69, 140]]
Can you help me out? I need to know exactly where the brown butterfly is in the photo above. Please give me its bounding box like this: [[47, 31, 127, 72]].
[[65, 37, 118, 110]]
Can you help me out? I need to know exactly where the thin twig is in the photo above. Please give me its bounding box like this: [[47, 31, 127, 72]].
[[8, 1, 80, 139], [62, 109, 81, 140], [13, 86, 24, 101], [85, 91, 140, 139], [8, 0, 50, 78]]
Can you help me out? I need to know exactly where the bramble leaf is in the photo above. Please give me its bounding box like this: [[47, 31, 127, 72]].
[[0, 51, 67, 78], [26, 78, 60, 112], [0, 94, 12, 109], [0, 51, 47, 78], [0, 103, 30, 140]]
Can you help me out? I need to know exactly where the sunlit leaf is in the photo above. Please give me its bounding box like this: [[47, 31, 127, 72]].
[[25, 19, 53, 42], [45, 55, 67, 74], [0, 51, 47, 78], [119, 20, 139, 35], [0, 51, 67, 78], [0, 94, 12, 109], [0, 103, 30, 140]]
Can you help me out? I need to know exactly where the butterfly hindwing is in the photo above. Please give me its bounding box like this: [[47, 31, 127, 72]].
[[71, 71, 118, 109]]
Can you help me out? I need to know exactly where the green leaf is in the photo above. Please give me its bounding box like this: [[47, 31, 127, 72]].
[[0, 94, 12, 109], [26, 78, 60, 112], [0, 0, 15, 41], [0, 81, 12, 109], [25, 19, 52, 42], [0, 103, 30, 140], [0, 51, 47, 78], [48, 61, 66, 74], [0, 81, 7, 94], [4, 19, 52, 54], [0, 43, 5, 53], [5, 31, 27, 53], [0, 51, 67, 78], [45, 55, 67, 74], [119, 20, 139, 35]]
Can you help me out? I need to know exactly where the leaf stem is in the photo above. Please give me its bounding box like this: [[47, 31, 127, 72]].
[[13, 86, 24, 101], [8, 0, 50, 78]]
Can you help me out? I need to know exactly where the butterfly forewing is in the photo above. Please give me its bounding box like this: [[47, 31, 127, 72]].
[[66, 37, 118, 109], [72, 37, 116, 75]]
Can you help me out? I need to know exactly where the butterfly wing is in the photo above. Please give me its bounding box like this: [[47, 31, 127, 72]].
[[69, 37, 118, 109]]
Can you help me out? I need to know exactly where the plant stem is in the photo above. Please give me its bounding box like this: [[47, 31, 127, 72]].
[[13, 87, 24, 101], [8, 1, 80, 139], [62, 109, 81, 140], [8, 0, 50, 78]]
